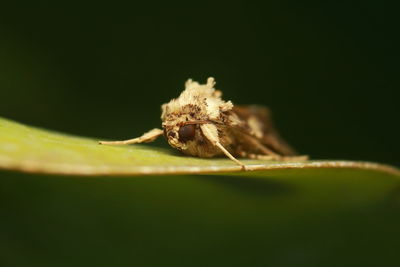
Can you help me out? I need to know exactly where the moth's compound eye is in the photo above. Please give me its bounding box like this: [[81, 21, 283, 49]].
[[178, 124, 196, 142]]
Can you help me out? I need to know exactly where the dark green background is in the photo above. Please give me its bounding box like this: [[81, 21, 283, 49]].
[[1, 169, 400, 267], [1, 3, 400, 267], [0, 2, 399, 166]]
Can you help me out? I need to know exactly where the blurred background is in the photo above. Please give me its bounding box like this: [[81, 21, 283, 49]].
[[1, 3, 400, 267], [0, 2, 399, 165]]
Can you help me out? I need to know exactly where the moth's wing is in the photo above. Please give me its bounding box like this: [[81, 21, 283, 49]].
[[231, 105, 298, 156]]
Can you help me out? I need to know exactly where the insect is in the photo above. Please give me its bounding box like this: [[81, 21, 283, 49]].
[[99, 77, 307, 170]]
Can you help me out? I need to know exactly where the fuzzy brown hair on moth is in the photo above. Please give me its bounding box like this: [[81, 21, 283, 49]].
[[99, 77, 307, 170]]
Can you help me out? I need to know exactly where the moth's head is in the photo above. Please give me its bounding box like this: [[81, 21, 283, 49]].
[[162, 122, 198, 151], [159, 77, 233, 152]]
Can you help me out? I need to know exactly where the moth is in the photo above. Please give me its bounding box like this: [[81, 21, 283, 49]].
[[99, 77, 307, 169]]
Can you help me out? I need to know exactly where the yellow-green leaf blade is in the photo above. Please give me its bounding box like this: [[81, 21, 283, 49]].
[[0, 117, 398, 176]]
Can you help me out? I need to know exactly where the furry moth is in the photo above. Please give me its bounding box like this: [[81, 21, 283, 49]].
[[99, 78, 307, 170]]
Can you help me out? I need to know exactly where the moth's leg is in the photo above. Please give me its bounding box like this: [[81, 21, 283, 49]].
[[215, 142, 245, 168], [241, 134, 281, 157], [263, 134, 298, 156], [99, 128, 163, 145], [251, 138, 308, 160], [200, 124, 246, 170]]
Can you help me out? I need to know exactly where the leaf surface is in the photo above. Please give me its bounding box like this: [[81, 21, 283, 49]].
[[0, 117, 398, 176]]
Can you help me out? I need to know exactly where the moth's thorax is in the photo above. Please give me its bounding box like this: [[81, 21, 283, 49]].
[[161, 77, 233, 121]]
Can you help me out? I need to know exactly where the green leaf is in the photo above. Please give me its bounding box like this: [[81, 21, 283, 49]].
[[0, 116, 398, 176]]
